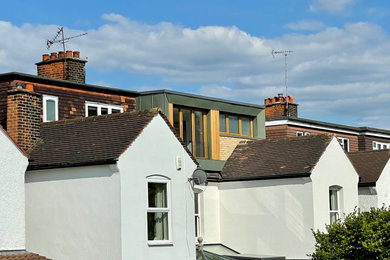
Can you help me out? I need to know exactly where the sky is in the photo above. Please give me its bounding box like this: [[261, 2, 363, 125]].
[[1, 0, 390, 129]]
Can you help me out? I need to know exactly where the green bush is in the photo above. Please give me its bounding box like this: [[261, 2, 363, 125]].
[[310, 207, 390, 260]]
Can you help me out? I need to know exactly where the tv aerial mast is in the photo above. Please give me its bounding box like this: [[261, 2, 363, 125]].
[[272, 50, 293, 116], [46, 27, 87, 52]]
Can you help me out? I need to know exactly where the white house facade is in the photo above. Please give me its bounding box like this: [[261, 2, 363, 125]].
[[25, 112, 198, 260], [200, 135, 359, 259], [0, 126, 28, 251], [348, 150, 390, 211]]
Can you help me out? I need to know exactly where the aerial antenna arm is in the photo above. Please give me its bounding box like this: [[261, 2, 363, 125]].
[[46, 27, 87, 50]]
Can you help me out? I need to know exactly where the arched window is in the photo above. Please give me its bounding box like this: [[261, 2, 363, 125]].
[[329, 185, 342, 225], [147, 175, 171, 244]]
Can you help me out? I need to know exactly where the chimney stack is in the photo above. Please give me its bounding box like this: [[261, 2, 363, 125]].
[[264, 94, 298, 118], [36, 50, 87, 84]]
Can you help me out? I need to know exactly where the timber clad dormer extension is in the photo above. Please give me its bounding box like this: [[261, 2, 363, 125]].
[[36, 50, 87, 84]]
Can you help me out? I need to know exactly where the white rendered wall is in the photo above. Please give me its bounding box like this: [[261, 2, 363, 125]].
[[0, 129, 28, 250], [377, 160, 390, 208], [311, 137, 359, 231], [358, 186, 378, 211], [25, 165, 121, 260], [201, 183, 221, 244], [118, 115, 197, 260], [216, 178, 315, 259]]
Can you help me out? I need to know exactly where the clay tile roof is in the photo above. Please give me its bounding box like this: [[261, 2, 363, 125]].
[[28, 111, 157, 170], [221, 134, 333, 180], [348, 150, 390, 185], [0, 251, 50, 259]]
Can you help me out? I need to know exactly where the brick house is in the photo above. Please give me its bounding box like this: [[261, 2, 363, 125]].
[[264, 94, 390, 152], [0, 51, 137, 152]]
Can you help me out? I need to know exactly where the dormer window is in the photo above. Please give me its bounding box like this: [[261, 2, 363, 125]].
[[373, 141, 390, 150], [43, 95, 58, 122], [219, 113, 253, 137], [85, 101, 123, 117], [337, 137, 349, 152]]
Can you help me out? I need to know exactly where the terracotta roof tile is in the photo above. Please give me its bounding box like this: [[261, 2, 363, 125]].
[[28, 111, 157, 170], [221, 134, 333, 180], [348, 150, 390, 184], [0, 252, 50, 260]]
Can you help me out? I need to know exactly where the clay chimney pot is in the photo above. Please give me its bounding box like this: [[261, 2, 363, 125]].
[[58, 51, 64, 58], [73, 51, 80, 58], [66, 50, 72, 57], [50, 52, 58, 59], [271, 98, 276, 103], [264, 99, 270, 105], [42, 54, 49, 61]]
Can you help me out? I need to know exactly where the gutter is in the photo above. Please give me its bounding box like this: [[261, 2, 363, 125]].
[[208, 172, 311, 182], [27, 158, 118, 171]]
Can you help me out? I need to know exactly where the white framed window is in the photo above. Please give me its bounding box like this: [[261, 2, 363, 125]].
[[329, 186, 342, 225], [194, 193, 201, 238], [337, 137, 349, 152], [85, 101, 123, 117], [304, 132, 311, 136], [296, 131, 304, 136], [373, 141, 390, 150], [43, 95, 58, 122], [147, 176, 171, 245]]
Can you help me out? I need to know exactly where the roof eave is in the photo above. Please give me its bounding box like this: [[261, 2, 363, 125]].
[[211, 172, 311, 182]]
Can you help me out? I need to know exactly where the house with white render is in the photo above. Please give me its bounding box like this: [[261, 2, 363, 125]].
[[25, 111, 198, 260], [200, 135, 359, 259]]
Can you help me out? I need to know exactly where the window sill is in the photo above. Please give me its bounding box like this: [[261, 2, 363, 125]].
[[219, 134, 257, 140], [148, 241, 173, 247]]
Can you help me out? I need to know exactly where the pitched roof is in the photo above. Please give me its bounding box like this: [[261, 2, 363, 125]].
[[28, 111, 157, 170], [0, 251, 50, 259], [221, 134, 333, 181], [348, 150, 390, 185]]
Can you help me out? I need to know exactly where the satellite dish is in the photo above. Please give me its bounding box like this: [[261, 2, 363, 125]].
[[191, 166, 207, 185]]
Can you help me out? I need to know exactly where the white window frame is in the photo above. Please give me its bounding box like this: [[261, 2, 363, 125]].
[[329, 186, 342, 225], [373, 141, 390, 150], [194, 193, 201, 238], [146, 176, 172, 245], [304, 132, 311, 136], [85, 101, 123, 117], [296, 131, 304, 137], [337, 137, 350, 152], [42, 95, 59, 122]]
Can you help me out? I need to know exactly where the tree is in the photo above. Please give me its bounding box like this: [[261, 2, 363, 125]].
[[311, 207, 390, 259]]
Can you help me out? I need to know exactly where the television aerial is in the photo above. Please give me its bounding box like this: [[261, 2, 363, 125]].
[[46, 27, 87, 52]]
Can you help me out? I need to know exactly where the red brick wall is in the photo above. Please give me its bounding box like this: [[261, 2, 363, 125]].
[[266, 125, 360, 152], [10, 81, 136, 121], [7, 89, 41, 152]]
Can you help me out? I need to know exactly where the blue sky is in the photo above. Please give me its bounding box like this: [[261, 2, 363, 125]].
[[1, 0, 390, 128]]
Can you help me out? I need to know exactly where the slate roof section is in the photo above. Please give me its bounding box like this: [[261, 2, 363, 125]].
[[348, 150, 390, 185], [221, 134, 333, 181], [27, 110, 197, 170]]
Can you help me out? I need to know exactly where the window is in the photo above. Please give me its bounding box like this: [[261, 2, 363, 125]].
[[373, 141, 390, 150], [147, 177, 171, 244], [219, 113, 253, 137], [173, 106, 207, 158], [337, 137, 349, 152], [85, 101, 123, 117], [296, 131, 310, 137], [43, 95, 58, 122], [195, 194, 201, 238], [329, 186, 342, 225]]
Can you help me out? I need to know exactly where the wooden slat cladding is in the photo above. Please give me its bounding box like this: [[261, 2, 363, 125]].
[[358, 135, 390, 151], [266, 125, 289, 139]]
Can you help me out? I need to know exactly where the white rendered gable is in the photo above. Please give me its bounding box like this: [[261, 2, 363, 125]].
[[376, 158, 390, 208], [0, 128, 28, 250], [310, 137, 359, 231]]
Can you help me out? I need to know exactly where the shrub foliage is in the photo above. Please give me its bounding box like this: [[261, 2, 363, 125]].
[[311, 207, 390, 259]]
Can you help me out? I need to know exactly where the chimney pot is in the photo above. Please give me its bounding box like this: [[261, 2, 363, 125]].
[[50, 52, 58, 59], [58, 51, 64, 58], [289, 96, 294, 103], [66, 50, 72, 57], [73, 51, 80, 58], [264, 99, 270, 105], [42, 54, 49, 61], [271, 97, 276, 103]]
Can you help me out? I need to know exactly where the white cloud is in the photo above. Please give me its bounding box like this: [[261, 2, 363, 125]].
[[310, 0, 355, 13], [0, 15, 389, 128], [284, 21, 325, 31]]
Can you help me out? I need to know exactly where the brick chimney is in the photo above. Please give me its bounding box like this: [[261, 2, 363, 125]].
[[264, 93, 298, 118], [36, 50, 87, 84], [7, 87, 41, 153]]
